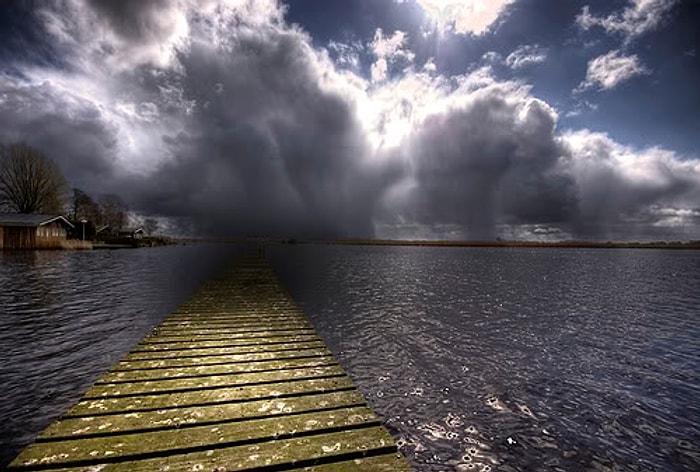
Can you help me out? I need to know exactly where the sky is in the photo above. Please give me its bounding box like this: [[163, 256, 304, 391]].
[[0, 0, 698, 241]]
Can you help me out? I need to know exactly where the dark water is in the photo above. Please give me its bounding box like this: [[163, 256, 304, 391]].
[[0, 244, 242, 467], [1, 245, 699, 471], [268, 245, 700, 472]]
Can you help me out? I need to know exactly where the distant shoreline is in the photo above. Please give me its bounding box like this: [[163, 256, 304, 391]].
[[187, 238, 700, 250], [320, 239, 700, 249]]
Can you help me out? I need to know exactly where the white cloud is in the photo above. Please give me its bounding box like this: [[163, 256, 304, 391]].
[[564, 99, 598, 118], [505, 44, 548, 69], [327, 40, 363, 70], [481, 51, 503, 65], [576, 0, 677, 43], [36, 0, 190, 73], [560, 129, 700, 237], [369, 29, 415, 82], [649, 207, 700, 227], [412, 0, 516, 35], [576, 50, 648, 92]]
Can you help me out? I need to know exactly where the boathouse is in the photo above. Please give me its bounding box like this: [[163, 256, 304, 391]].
[[117, 227, 144, 239], [0, 213, 74, 250]]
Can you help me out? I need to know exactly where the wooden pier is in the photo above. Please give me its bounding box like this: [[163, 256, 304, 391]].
[[8, 255, 411, 471]]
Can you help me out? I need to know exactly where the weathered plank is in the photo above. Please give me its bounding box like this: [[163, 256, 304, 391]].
[[162, 315, 305, 323], [40, 391, 367, 440], [43, 429, 408, 472], [140, 328, 317, 343], [123, 341, 327, 361], [130, 334, 322, 352], [11, 407, 379, 467], [83, 365, 346, 398], [113, 347, 332, 370], [97, 356, 337, 383], [65, 376, 356, 417], [165, 310, 305, 317], [154, 322, 312, 333]]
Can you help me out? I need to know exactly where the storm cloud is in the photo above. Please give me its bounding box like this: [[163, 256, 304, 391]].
[[0, 0, 698, 240]]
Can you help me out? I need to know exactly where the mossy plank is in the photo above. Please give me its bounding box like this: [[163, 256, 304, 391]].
[[130, 334, 321, 352], [41, 391, 367, 439], [166, 314, 303, 320], [131, 334, 321, 352], [10, 407, 379, 467], [159, 319, 304, 326], [170, 305, 302, 311], [157, 318, 307, 327], [39, 429, 408, 472], [141, 328, 317, 343], [83, 365, 346, 398], [166, 309, 304, 316], [154, 322, 312, 334], [172, 304, 302, 316], [123, 341, 327, 361], [65, 377, 355, 417], [162, 315, 305, 323], [114, 347, 332, 370], [98, 356, 337, 383]]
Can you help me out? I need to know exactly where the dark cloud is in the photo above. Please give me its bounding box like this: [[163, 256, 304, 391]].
[[0, 79, 118, 192], [126, 22, 401, 238], [0, 0, 698, 241], [561, 130, 700, 239], [85, 0, 176, 44], [399, 88, 576, 239]]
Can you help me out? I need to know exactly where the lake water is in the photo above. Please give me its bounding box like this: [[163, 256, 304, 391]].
[[1, 245, 699, 471]]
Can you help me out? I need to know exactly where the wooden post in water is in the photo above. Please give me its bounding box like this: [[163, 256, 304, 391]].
[[8, 253, 412, 471]]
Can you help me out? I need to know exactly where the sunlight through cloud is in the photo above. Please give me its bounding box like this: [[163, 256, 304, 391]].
[[413, 0, 516, 35]]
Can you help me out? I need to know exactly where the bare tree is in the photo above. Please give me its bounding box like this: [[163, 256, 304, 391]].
[[0, 144, 68, 214], [99, 194, 127, 232], [71, 188, 101, 222]]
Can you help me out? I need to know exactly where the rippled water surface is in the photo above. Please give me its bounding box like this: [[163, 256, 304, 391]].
[[1, 245, 699, 471], [0, 245, 241, 466], [268, 246, 700, 472]]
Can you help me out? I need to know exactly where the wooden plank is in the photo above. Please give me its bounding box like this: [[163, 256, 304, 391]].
[[83, 365, 346, 398], [163, 314, 304, 322], [171, 303, 301, 309], [97, 356, 337, 383], [65, 377, 356, 417], [154, 322, 312, 333], [158, 317, 308, 324], [170, 306, 302, 311], [130, 335, 322, 352], [141, 328, 317, 343], [41, 429, 408, 472], [123, 341, 327, 361], [10, 407, 380, 467], [40, 391, 367, 440], [166, 309, 304, 316], [113, 347, 332, 370]]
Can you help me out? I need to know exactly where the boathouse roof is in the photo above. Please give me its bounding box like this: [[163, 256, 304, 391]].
[[0, 213, 74, 228]]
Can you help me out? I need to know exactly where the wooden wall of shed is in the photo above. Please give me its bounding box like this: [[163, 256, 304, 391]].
[[1, 223, 68, 250], [36, 223, 68, 249], [2, 227, 37, 249]]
